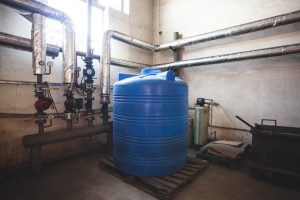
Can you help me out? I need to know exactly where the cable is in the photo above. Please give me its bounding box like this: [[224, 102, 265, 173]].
[[44, 82, 64, 119]]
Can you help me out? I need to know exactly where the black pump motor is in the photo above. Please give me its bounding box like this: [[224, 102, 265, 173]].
[[64, 96, 83, 113]]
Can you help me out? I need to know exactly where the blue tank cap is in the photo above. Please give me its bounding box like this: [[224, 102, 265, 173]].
[[158, 70, 176, 81], [141, 68, 161, 75]]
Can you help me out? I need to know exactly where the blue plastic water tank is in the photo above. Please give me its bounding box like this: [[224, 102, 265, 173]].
[[113, 68, 188, 177]]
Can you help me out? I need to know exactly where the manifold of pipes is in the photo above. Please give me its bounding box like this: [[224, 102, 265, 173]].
[[99, 10, 300, 104], [0, 0, 76, 85]]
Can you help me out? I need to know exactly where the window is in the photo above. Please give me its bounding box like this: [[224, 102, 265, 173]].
[[99, 0, 130, 15], [47, 0, 104, 54]]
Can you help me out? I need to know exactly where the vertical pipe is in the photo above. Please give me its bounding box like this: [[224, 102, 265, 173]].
[[100, 31, 112, 104], [86, 0, 94, 127], [67, 119, 73, 130], [86, 0, 92, 58], [62, 19, 76, 85], [36, 74, 43, 84], [32, 13, 46, 75], [31, 122, 44, 175], [31, 13, 46, 175]]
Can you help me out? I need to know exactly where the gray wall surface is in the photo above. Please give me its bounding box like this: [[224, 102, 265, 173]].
[[153, 0, 300, 143]]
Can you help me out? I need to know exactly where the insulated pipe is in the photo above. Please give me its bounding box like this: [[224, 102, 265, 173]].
[[0, 31, 60, 57], [32, 13, 46, 75], [152, 44, 300, 69], [155, 10, 300, 51], [86, 0, 92, 58], [62, 19, 76, 84], [100, 30, 155, 103], [99, 10, 300, 103], [0, 32, 148, 69], [0, 0, 76, 84], [23, 124, 110, 148]]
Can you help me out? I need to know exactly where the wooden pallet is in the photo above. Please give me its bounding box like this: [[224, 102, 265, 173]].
[[99, 155, 209, 200]]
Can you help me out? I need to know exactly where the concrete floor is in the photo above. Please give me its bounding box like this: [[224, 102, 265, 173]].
[[0, 151, 299, 200]]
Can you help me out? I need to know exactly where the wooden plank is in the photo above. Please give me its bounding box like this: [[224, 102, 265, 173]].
[[161, 176, 185, 185], [184, 166, 199, 172], [169, 173, 190, 181], [187, 158, 209, 166], [149, 178, 179, 189], [178, 169, 194, 176], [186, 163, 206, 169]]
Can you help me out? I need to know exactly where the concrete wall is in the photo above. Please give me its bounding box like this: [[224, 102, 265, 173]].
[[153, 0, 300, 143], [0, 0, 152, 170]]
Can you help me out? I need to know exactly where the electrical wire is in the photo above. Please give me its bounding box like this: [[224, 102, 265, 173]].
[[44, 82, 64, 119]]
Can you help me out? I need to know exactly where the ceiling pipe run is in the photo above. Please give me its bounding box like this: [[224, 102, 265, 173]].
[[99, 10, 300, 104], [152, 43, 300, 69], [155, 10, 300, 51], [0, 32, 148, 69]]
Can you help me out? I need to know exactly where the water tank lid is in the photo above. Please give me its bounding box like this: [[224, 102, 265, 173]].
[[141, 68, 161, 75]]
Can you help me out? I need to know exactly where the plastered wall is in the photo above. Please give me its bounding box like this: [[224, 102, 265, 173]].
[[153, 0, 300, 143], [0, 0, 153, 170]]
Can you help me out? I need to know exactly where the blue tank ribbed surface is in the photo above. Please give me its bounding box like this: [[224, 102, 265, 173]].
[[113, 69, 188, 177]]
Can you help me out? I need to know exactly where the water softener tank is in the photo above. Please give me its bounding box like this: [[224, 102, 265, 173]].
[[113, 68, 188, 177], [194, 98, 209, 147]]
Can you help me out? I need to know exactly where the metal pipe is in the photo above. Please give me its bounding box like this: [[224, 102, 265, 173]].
[[152, 43, 300, 69], [100, 31, 112, 104], [100, 30, 155, 103], [32, 13, 46, 75], [86, 0, 92, 58], [155, 10, 300, 51], [31, 121, 44, 175], [62, 19, 76, 84], [0, 108, 113, 119], [23, 124, 110, 147], [99, 10, 300, 103], [110, 58, 149, 69], [0, 32, 148, 69], [1, 0, 76, 85], [0, 0, 70, 21], [209, 125, 250, 132], [111, 31, 155, 51], [0, 31, 60, 57]]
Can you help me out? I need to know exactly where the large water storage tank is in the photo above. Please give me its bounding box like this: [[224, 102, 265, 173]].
[[113, 68, 188, 177]]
